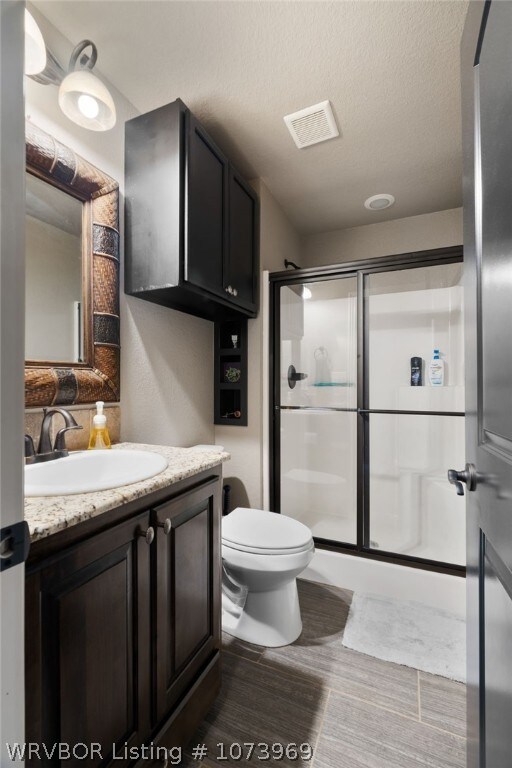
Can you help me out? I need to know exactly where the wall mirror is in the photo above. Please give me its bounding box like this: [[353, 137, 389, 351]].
[[26, 172, 84, 363], [25, 121, 120, 406]]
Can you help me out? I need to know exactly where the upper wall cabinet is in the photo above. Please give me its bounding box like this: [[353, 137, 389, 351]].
[[125, 99, 259, 320]]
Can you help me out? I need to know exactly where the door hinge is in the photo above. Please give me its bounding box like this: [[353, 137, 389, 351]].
[[0, 521, 30, 572]]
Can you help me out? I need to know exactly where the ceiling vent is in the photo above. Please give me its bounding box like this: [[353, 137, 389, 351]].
[[284, 100, 339, 149]]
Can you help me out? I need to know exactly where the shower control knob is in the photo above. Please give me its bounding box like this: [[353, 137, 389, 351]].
[[448, 463, 478, 496], [287, 364, 308, 389]]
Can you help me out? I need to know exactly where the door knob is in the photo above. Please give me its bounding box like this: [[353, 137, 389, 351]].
[[138, 526, 155, 545], [156, 518, 172, 535], [447, 463, 478, 496]]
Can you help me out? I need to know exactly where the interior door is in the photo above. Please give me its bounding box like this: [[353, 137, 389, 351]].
[[0, 3, 27, 765], [461, 2, 512, 765]]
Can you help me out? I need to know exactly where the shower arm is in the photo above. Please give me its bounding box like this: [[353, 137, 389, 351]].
[[284, 259, 301, 270]]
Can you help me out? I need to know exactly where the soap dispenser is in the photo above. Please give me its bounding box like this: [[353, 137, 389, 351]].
[[88, 401, 111, 449]]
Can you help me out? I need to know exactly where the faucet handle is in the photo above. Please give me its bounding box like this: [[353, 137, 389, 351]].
[[54, 425, 83, 453], [24, 434, 36, 460]]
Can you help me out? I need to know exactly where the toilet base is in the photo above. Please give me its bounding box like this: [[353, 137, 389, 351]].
[[222, 578, 302, 648]]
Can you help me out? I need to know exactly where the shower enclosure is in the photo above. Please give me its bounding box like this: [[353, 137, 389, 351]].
[[270, 248, 465, 573]]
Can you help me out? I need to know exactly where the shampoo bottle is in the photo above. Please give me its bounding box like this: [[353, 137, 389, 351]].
[[410, 357, 422, 386], [428, 349, 444, 387], [88, 401, 112, 449]]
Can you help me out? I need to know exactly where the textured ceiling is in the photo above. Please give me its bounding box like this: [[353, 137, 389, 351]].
[[35, 0, 468, 235]]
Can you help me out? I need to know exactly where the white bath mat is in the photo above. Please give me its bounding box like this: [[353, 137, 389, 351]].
[[342, 593, 466, 682]]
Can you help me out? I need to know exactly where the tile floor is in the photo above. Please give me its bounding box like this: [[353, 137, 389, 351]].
[[183, 580, 466, 768]]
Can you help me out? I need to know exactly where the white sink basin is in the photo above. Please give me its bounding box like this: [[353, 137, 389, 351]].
[[25, 450, 168, 497]]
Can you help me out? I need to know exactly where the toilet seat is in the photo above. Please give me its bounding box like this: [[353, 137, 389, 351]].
[[222, 540, 313, 556], [222, 507, 313, 556]]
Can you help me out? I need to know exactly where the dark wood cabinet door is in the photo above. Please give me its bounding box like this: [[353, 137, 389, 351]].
[[227, 167, 259, 314], [153, 477, 221, 724], [25, 512, 152, 768], [185, 113, 228, 299]]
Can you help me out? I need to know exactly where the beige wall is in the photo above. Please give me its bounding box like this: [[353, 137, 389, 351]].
[[303, 207, 463, 267], [26, 6, 214, 448], [215, 180, 303, 509]]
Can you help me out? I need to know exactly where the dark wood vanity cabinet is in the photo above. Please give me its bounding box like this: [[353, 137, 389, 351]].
[[25, 471, 222, 767], [153, 477, 221, 722], [125, 98, 259, 320], [25, 512, 152, 768]]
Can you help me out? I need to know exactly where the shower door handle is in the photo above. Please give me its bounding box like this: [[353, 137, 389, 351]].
[[447, 463, 478, 496], [288, 365, 308, 389]]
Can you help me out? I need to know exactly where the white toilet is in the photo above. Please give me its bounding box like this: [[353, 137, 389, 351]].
[[222, 507, 315, 648]]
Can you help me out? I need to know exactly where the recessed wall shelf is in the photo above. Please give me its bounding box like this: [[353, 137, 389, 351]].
[[214, 319, 248, 426]]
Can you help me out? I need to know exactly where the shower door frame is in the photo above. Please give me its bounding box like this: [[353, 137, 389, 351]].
[[270, 246, 465, 576]]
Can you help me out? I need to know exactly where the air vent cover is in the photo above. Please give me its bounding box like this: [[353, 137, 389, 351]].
[[284, 100, 339, 149]]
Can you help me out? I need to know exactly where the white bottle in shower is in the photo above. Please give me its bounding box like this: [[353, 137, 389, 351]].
[[428, 349, 444, 386]]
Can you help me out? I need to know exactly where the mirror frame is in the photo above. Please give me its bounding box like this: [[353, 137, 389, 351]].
[[25, 121, 120, 406]]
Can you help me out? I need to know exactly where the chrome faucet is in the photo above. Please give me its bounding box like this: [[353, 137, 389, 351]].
[[25, 408, 83, 464]]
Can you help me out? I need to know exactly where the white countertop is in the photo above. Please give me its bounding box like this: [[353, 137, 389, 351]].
[[25, 442, 230, 543]]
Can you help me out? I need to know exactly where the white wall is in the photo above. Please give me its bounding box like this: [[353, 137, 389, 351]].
[[215, 180, 303, 509], [303, 207, 463, 267], [27, 5, 214, 447]]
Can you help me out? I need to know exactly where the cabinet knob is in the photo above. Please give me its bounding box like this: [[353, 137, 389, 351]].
[[138, 526, 155, 545], [225, 285, 233, 295], [157, 518, 172, 535], [233, 288, 238, 297]]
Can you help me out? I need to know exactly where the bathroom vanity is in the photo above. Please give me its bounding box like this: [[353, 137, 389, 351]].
[[24, 444, 228, 767]]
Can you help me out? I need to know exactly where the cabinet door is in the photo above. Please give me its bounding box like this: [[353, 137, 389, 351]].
[[153, 477, 221, 723], [25, 513, 152, 768], [227, 167, 259, 314], [185, 113, 228, 299]]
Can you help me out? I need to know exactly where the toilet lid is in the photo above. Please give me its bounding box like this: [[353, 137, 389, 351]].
[[222, 508, 312, 552]]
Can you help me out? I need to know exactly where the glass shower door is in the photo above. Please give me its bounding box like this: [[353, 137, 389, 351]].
[[278, 277, 358, 544], [366, 263, 466, 565]]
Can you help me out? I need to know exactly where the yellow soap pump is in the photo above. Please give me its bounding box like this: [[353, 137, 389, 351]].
[[88, 401, 111, 450]]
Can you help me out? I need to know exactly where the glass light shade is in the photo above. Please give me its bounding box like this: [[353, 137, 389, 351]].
[[24, 10, 46, 76], [58, 69, 116, 131]]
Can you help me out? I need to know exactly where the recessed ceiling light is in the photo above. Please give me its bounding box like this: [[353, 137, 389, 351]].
[[364, 194, 395, 211]]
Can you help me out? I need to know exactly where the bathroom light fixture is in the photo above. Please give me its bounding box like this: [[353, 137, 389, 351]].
[[58, 41, 116, 131], [364, 194, 395, 211], [24, 10, 46, 76], [27, 37, 116, 132]]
